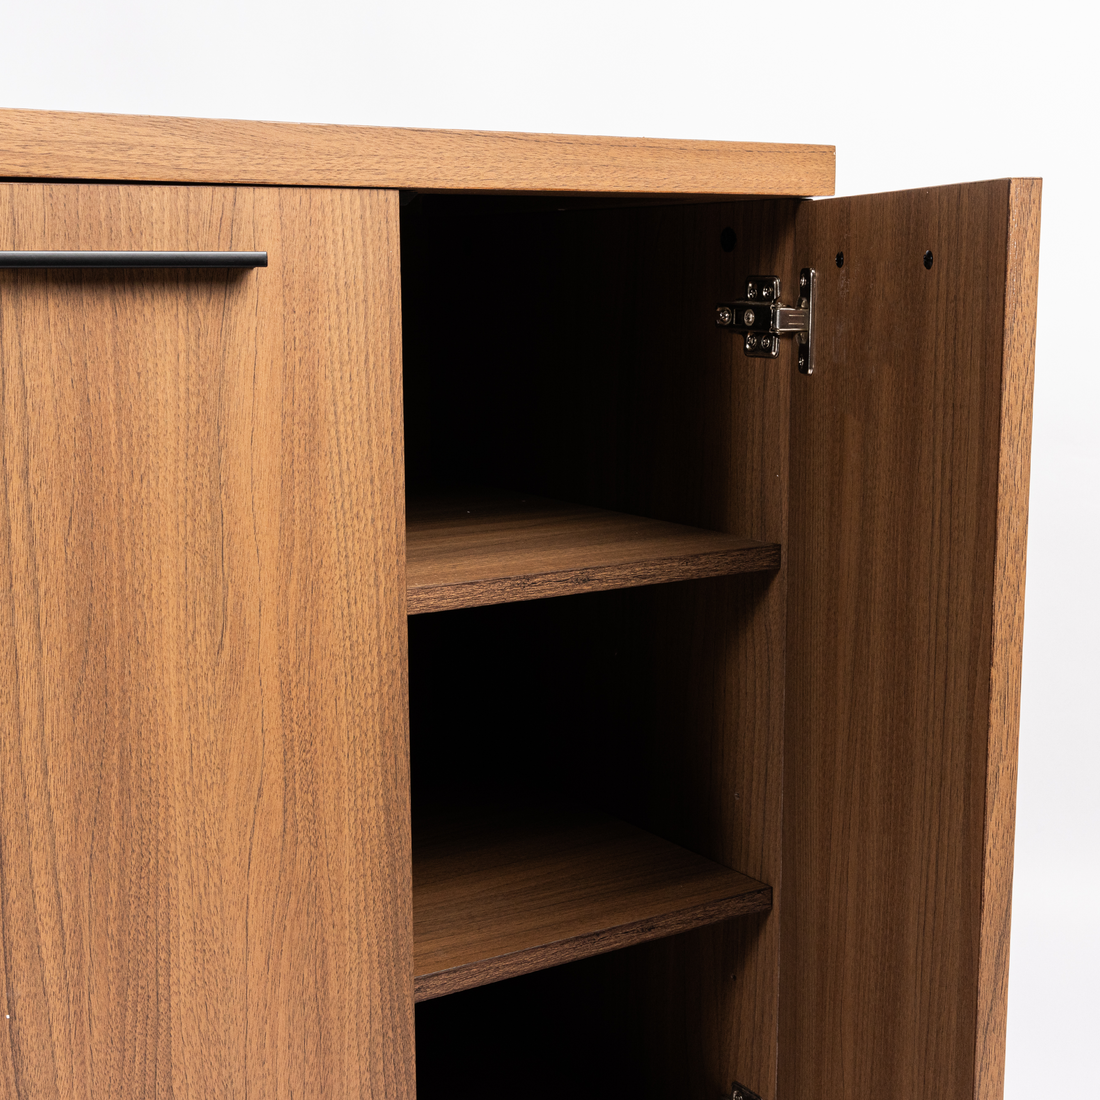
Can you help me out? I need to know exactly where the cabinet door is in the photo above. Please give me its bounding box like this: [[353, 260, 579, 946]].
[[0, 184, 414, 1098], [783, 180, 1040, 1100]]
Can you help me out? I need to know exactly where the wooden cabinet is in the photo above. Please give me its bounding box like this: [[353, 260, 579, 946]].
[[0, 110, 1039, 1100]]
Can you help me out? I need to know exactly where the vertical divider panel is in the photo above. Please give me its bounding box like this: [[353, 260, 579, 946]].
[[528, 197, 797, 1100], [0, 183, 414, 1099]]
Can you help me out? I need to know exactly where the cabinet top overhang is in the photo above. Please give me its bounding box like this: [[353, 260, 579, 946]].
[[0, 108, 835, 198]]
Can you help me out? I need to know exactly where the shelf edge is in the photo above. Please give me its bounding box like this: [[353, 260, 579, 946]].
[[413, 884, 772, 1002], [407, 543, 782, 615]]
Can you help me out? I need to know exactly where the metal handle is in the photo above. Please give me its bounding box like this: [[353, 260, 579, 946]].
[[0, 251, 267, 269]]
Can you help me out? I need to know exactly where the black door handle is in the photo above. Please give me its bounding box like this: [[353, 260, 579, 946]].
[[0, 251, 267, 268]]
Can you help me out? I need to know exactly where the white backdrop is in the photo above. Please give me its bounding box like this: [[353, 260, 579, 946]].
[[2, 0, 1096, 1094]]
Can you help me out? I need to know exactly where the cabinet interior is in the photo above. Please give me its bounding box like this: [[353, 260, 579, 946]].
[[401, 192, 798, 1096]]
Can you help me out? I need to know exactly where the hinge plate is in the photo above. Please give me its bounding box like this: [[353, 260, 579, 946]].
[[716, 268, 816, 375], [722, 1082, 763, 1100]]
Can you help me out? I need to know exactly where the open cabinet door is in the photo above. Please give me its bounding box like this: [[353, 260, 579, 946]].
[[0, 184, 414, 1098], [782, 180, 1040, 1100]]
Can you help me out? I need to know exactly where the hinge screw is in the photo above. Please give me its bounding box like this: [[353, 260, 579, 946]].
[[761, 284, 773, 299], [743, 308, 755, 326], [800, 271, 808, 288], [759, 335, 772, 350], [746, 282, 757, 299], [745, 333, 757, 350], [716, 306, 732, 326]]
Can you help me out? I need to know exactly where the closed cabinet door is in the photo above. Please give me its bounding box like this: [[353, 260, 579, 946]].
[[0, 184, 414, 1099]]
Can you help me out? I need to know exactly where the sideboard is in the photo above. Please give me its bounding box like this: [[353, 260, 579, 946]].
[[0, 108, 1039, 1100]]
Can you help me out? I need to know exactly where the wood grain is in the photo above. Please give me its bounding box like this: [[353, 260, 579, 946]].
[[401, 195, 796, 1098], [0, 107, 835, 198], [0, 183, 414, 1098], [781, 179, 1040, 1100], [412, 803, 770, 1001], [535, 199, 795, 1100], [406, 489, 780, 613], [974, 177, 1041, 1100]]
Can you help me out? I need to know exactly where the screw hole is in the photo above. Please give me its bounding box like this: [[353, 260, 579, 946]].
[[924, 250, 934, 270], [720, 227, 737, 252], [835, 251, 844, 268]]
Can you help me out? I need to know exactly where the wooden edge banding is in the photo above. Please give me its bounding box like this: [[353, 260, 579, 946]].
[[413, 887, 772, 1002], [407, 544, 782, 614], [973, 177, 1042, 1100], [0, 108, 836, 197]]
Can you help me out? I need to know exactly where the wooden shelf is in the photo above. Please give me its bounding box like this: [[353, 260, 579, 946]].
[[412, 802, 770, 1001], [406, 490, 780, 614]]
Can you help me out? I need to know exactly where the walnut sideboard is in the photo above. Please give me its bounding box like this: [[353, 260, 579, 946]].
[[0, 108, 1039, 1100]]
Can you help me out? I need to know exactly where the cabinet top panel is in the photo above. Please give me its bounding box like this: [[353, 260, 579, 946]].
[[0, 108, 835, 197]]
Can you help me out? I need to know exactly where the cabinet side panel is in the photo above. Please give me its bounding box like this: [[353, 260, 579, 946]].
[[784, 180, 1033, 1100], [0, 184, 413, 1098], [974, 178, 1040, 1100], [537, 198, 796, 1100], [615, 199, 794, 1100]]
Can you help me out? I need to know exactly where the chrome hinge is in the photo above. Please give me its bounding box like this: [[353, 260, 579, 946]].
[[715, 268, 816, 375], [721, 1081, 763, 1100]]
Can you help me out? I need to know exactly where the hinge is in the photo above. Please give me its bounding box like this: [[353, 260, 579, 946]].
[[721, 1082, 763, 1100], [715, 268, 816, 375]]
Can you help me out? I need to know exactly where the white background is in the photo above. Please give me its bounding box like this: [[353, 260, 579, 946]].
[[2, 0, 1096, 1093]]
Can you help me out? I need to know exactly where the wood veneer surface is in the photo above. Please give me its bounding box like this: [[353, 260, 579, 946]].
[[406, 489, 780, 613], [546, 199, 795, 1100], [0, 108, 835, 197], [0, 183, 414, 1098], [412, 804, 770, 1002], [974, 177, 1041, 1100], [781, 179, 1040, 1100]]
